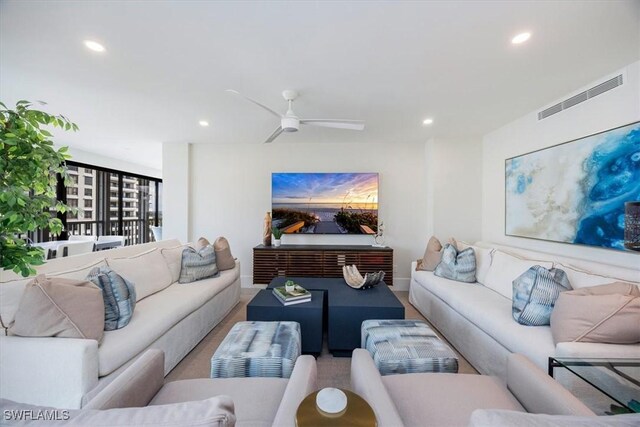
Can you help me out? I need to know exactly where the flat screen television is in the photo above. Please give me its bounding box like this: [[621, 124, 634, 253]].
[[272, 172, 379, 234]]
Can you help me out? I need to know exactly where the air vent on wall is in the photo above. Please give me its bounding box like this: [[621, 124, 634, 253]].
[[538, 74, 623, 120]]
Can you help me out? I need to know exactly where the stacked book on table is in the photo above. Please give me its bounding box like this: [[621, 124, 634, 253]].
[[272, 285, 311, 306]]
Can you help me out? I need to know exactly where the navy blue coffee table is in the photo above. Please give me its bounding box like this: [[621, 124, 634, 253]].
[[246, 289, 324, 355], [268, 277, 405, 357]]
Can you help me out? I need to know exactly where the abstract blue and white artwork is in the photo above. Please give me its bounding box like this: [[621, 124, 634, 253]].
[[505, 121, 640, 251]]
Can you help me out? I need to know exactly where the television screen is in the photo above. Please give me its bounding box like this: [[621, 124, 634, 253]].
[[272, 172, 379, 234]]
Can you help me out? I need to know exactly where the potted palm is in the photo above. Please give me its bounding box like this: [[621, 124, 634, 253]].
[[272, 226, 284, 247], [1, 100, 77, 277]]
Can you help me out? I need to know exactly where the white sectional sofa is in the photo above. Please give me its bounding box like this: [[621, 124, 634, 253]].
[[409, 241, 640, 382], [0, 239, 241, 409]]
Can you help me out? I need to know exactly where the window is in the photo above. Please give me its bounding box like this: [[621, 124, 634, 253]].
[[48, 161, 163, 246]]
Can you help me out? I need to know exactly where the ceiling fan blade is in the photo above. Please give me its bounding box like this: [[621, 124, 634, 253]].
[[226, 89, 282, 118], [300, 119, 365, 131], [264, 126, 284, 144]]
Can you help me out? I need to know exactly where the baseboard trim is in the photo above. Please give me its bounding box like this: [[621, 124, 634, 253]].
[[243, 275, 410, 290]]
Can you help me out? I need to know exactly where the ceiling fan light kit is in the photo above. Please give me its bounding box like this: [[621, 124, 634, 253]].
[[227, 89, 365, 143]]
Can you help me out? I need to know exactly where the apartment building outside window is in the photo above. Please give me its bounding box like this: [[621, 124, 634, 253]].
[[31, 162, 162, 246]]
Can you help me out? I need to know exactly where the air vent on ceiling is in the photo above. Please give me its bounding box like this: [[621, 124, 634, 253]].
[[538, 74, 623, 120]]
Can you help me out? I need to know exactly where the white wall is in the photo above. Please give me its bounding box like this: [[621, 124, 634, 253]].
[[426, 137, 483, 243], [164, 141, 430, 289], [162, 143, 190, 243], [482, 61, 640, 267], [64, 146, 162, 178]]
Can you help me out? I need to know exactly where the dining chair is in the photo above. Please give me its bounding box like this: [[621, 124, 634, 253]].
[[150, 226, 163, 242], [97, 235, 125, 248], [69, 235, 97, 242], [55, 241, 96, 258]]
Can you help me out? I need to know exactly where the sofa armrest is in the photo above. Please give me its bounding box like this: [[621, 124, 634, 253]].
[[83, 349, 165, 410], [0, 336, 99, 409], [556, 342, 640, 359], [272, 355, 317, 427], [506, 354, 595, 416], [350, 349, 404, 427]]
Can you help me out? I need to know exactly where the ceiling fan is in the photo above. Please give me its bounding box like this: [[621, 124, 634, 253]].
[[226, 89, 365, 143]]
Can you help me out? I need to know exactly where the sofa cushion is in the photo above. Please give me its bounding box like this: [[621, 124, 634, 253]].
[[9, 275, 104, 342], [0, 396, 236, 427], [417, 236, 443, 271], [456, 241, 493, 285], [160, 245, 190, 283], [382, 373, 524, 427], [97, 267, 239, 376], [512, 266, 571, 326], [151, 377, 287, 427], [107, 249, 173, 301], [179, 245, 219, 284], [86, 266, 137, 331], [551, 282, 640, 344], [434, 244, 476, 283], [555, 263, 634, 289], [214, 237, 236, 271], [412, 271, 556, 369], [0, 259, 107, 330], [484, 251, 553, 300]]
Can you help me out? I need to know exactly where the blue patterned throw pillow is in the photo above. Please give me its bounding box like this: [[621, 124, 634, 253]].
[[86, 266, 136, 330], [512, 266, 571, 326], [433, 243, 476, 283], [179, 245, 219, 283]]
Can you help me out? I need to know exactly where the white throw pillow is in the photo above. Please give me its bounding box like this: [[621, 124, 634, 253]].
[[456, 241, 494, 285], [160, 245, 191, 283], [107, 249, 173, 301], [484, 251, 553, 300], [555, 263, 631, 289], [0, 396, 236, 427]]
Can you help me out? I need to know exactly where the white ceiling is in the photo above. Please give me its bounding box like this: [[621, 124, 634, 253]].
[[1, 1, 639, 170]]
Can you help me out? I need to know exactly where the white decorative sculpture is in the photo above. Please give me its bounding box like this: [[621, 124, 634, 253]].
[[342, 265, 385, 289]]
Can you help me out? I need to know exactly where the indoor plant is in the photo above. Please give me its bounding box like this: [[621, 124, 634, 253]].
[[0, 100, 78, 277], [272, 226, 284, 247]]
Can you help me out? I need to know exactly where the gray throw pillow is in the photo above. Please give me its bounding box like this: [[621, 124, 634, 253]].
[[179, 245, 219, 284], [86, 266, 136, 330], [512, 266, 571, 326], [433, 244, 476, 283]]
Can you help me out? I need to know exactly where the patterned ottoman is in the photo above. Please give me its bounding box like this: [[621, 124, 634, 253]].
[[210, 321, 301, 379], [361, 319, 458, 376]]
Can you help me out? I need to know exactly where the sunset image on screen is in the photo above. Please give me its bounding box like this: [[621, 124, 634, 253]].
[[272, 173, 379, 234]]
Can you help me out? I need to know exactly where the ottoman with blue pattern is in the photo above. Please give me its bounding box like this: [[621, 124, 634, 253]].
[[210, 321, 301, 378], [361, 319, 458, 376]]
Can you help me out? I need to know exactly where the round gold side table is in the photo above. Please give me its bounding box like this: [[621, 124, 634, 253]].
[[295, 389, 376, 427]]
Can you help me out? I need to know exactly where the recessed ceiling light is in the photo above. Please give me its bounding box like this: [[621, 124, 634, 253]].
[[199, 120, 209, 127], [422, 118, 434, 125], [84, 40, 106, 52], [511, 32, 531, 45]]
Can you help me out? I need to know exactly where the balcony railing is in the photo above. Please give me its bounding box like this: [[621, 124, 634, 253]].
[[66, 218, 159, 246]]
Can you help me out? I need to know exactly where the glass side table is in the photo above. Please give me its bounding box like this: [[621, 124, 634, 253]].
[[549, 357, 640, 414]]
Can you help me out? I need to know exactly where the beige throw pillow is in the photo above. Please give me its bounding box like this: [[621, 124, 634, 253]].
[[107, 249, 173, 301], [416, 236, 443, 271], [550, 282, 640, 344], [195, 237, 211, 251], [214, 237, 236, 271], [9, 275, 105, 341]]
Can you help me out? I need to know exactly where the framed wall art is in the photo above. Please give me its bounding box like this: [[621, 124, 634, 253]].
[[505, 121, 640, 251]]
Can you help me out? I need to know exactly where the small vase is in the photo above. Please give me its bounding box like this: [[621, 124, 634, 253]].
[[263, 212, 272, 247], [274, 239, 281, 247]]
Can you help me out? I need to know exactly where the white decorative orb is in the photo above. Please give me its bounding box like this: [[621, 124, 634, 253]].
[[316, 387, 347, 414]]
